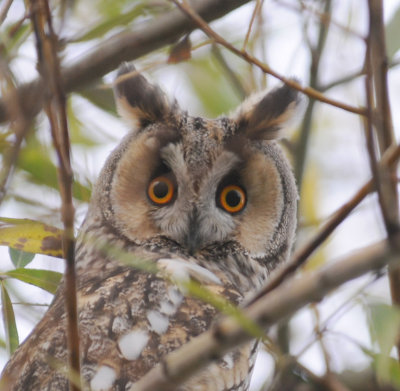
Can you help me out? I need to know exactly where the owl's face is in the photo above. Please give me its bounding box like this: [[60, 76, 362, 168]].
[[93, 63, 299, 263]]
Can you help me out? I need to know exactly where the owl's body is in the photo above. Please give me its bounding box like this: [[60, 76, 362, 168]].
[[1, 64, 299, 390]]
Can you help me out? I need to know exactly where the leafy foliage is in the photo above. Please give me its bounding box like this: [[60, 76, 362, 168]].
[[0, 283, 18, 356], [0, 1, 400, 390], [0, 217, 63, 258]]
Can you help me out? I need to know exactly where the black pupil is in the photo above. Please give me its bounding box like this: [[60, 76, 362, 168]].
[[153, 180, 169, 198], [226, 189, 241, 207]]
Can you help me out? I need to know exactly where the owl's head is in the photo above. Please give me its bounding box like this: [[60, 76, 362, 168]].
[[91, 63, 299, 267]]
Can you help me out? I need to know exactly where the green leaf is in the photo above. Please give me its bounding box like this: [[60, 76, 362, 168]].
[[8, 248, 35, 268], [367, 303, 400, 355], [18, 135, 91, 202], [67, 100, 100, 146], [0, 217, 63, 258], [73, 4, 147, 42], [2, 268, 62, 294], [1, 22, 31, 58], [385, 6, 400, 60], [366, 303, 400, 386], [184, 279, 264, 339], [1, 282, 19, 355], [79, 87, 117, 116], [184, 56, 240, 117]]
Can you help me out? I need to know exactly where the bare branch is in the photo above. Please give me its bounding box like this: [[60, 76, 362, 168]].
[[0, 61, 31, 205], [129, 239, 398, 391], [249, 142, 400, 304], [242, 0, 263, 51], [0, 0, 13, 26], [366, 0, 400, 359], [294, 0, 332, 187], [366, 0, 399, 235], [171, 0, 366, 116], [0, 0, 252, 124], [29, 0, 81, 389]]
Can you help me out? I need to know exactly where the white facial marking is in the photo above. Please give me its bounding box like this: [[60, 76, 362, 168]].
[[222, 353, 234, 369], [111, 316, 128, 334], [159, 300, 176, 316], [118, 330, 149, 360], [158, 258, 222, 285], [90, 365, 116, 391], [147, 310, 170, 334], [158, 258, 189, 283], [167, 285, 183, 307]]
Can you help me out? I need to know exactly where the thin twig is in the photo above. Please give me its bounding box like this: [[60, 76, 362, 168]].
[[171, 0, 366, 117], [249, 142, 400, 305], [129, 238, 398, 391], [211, 45, 248, 100], [0, 61, 30, 205], [0, 0, 13, 25], [29, 1, 81, 389], [0, 0, 252, 124], [320, 58, 400, 92], [294, 0, 332, 188], [275, 0, 364, 40], [295, 273, 381, 360], [366, 0, 399, 233], [367, 0, 400, 359], [242, 0, 262, 51], [311, 305, 332, 374]]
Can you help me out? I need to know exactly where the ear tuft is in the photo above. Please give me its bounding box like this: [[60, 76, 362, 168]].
[[233, 81, 302, 140], [113, 63, 170, 130]]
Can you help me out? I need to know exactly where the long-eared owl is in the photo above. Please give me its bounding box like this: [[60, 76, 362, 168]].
[[1, 63, 300, 390]]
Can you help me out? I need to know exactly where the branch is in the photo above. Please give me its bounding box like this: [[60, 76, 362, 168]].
[[0, 0, 13, 25], [249, 142, 400, 304], [171, 0, 366, 117], [129, 238, 398, 391], [0, 0, 251, 124], [29, 1, 80, 389], [367, 0, 400, 359], [0, 61, 31, 205], [366, 0, 399, 236], [294, 0, 332, 188]]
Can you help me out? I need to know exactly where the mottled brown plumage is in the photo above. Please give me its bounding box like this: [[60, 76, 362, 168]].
[[1, 63, 300, 390]]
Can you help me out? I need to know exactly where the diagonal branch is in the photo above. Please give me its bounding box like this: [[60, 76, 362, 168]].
[[129, 238, 399, 391], [0, 0, 251, 124], [249, 142, 400, 304], [171, 0, 366, 116]]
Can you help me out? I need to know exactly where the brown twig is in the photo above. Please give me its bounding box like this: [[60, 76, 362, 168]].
[[366, 0, 400, 359], [275, 0, 364, 41], [29, 1, 81, 390], [320, 58, 400, 92], [0, 0, 13, 25], [211, 45, 248, 100], [0, 0, 252, 124], [129, 238, 398, 391], [366, 0, 399, 234], [249, 142, 400, 305], [171, 0, 366, 117], [242, 0, 263, 51], [0, 61, 30, 205], [294, 0, 332, 188]]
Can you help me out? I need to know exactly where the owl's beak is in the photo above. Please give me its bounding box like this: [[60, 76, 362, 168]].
[[184, 210, 202, 255], [185, 231, 201, 255]]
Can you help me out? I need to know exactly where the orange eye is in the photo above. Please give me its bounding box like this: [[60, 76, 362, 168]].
[[218, 185, 246, 214], [147, 176, 175, 205]]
